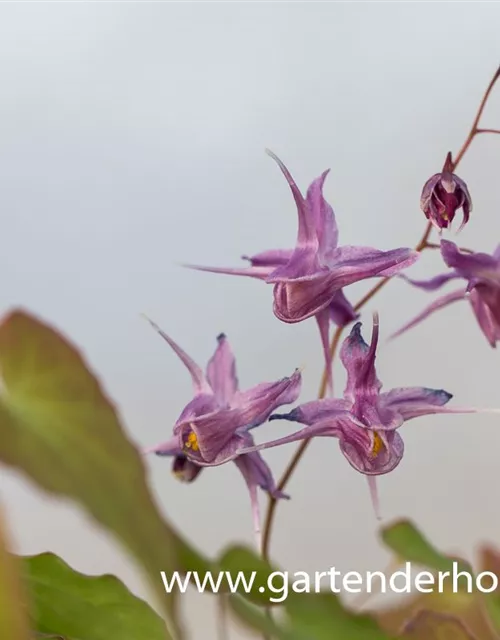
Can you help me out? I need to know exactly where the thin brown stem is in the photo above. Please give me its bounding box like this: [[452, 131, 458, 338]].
[[451, 65, 500, 170], [476, 128, 500, 135], [260, 65, 500, 570], [261, 326, 344, 562]]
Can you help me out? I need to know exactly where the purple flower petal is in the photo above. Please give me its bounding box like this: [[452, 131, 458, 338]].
[[232, 369, 302, 427], [184, 262, 273, 280], [206, 333, 239, 406], [420, 174, 440, 212], [268, 247, 418, 323], [144, 316, 212, 395], [341, 317, 403, 430], [179, 370, 302, 464], [174, 393, 220, 433], [305, 169, 338, 261], [469, 287, 500, 347], [178, 421, 246, 465], [367, 476, 381, 520], [399, 271, 461, 291], [143, 435, 181, 456], [441, 240, 499, 276], [329, 289, 359, 327], [340, 319, 382, 403], [390, 288, 467, 340], [241, 249, 293, 267], [340, 429, 404, 475], [331, 246, 419, 279], [271, 272, 342, 322], [473, 283, 500, 325], [270, 397, 351, 425], [379, 387, 453, 421], [240, 420, 345, 456], [266, 150, 318, 248], [234, 450, 289, 501]]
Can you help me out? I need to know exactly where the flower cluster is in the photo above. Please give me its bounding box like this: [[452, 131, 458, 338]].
[[143, 146, 488, 539]]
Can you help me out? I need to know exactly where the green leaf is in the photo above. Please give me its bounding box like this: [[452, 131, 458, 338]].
[[22, 552, 166, 640], [221, 545, 391, 639], [479, 546, 500, 633], [228, 596, 300, 640], [284, 593, 392, 640], [0, 310, 211, 638], [218, 545, 282, 605], [0, 508, 30, 640], [380, 520, 471, 574]]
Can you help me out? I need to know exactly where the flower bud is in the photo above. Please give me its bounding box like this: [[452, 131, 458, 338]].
[[420, 152, 472, 231]]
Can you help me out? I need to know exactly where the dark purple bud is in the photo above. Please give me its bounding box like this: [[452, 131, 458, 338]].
[[420, 152, 472, 231]]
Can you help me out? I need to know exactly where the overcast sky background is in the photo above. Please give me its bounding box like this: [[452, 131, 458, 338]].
[[1, 3, 500, 639]]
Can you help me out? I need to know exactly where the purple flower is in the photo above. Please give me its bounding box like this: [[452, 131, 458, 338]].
[[142, 317, 301, 543], [241, 315, 470, 518], [187, 151, 418, 391], [393, 240, 500, 347], [420, 152, 472, 231]]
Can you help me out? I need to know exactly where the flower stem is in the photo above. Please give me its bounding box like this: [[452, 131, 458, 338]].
[[260, 65, 500, 565]]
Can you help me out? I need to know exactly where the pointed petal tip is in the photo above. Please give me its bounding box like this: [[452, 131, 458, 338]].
[[348, 321, 365, 344], [272, 489, 291, 501], [264, 147, 282, 165], [438, 389, 453, 403], [367, 476, 381, 521], [443, 151, 454, 172], [140, 313, 160, 333], [269, 411, 294, 422], [352, 320, 363, 334]]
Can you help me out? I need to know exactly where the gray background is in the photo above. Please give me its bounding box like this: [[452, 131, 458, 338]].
[[1, 2, 500, 638]]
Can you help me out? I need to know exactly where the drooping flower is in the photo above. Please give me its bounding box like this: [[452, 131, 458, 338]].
[[393, 240, 500, 347], [142, 317, 301, 544], [420, 152, 472, 231], [186, 151, 418, 391], [240, 314, 471, 518]]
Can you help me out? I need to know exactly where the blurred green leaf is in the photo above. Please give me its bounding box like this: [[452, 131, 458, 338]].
[[222, 545, 391, 639], [479, 545, 500, 633], [0, 507, 30, 640], [0, 310, 211, 639], [483, 596, 500, 635], [218, 545, 282, 605], [229, 596, 299, 640], [380, 520, 470, 574], [284, 593, 392, 640], [23, 552, 166, 640]]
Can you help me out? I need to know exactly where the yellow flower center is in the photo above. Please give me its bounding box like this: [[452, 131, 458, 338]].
[[184, 430, 199, 452], [371, 431, 384, 458]]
